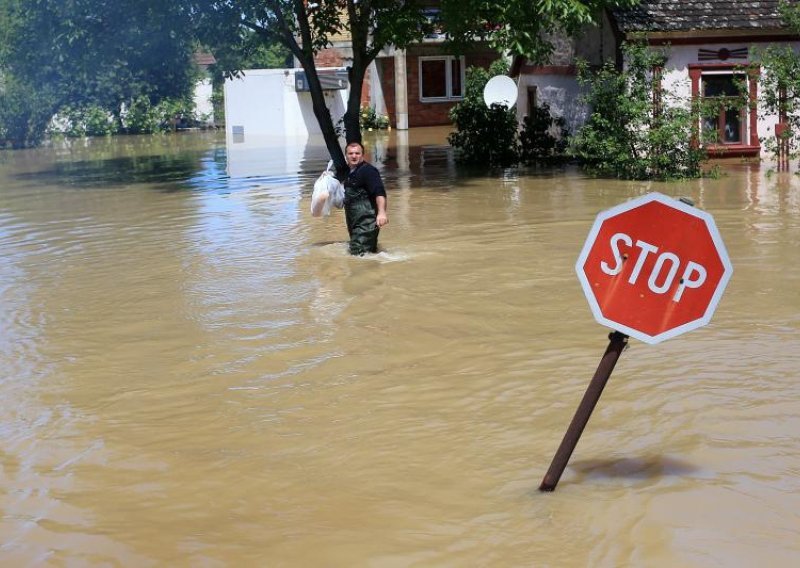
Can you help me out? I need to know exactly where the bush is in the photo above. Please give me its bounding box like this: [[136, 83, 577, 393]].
[[0, 78, 56, 148], [359, 106, 390, 130], [121, 96, 196, 134], [448, 60, 520, 168], [519, 102, 569, 165], [49, 105, 116, 137]]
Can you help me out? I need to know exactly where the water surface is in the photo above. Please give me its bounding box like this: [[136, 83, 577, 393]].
[[1, 130, 798, 566]]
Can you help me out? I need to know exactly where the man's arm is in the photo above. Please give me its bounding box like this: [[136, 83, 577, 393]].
[[376, 195, 388, 228]]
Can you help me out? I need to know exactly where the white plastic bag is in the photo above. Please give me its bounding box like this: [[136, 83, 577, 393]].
[[311, 160, 345, 217]]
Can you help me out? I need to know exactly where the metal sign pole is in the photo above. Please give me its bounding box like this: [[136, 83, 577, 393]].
[[539, 331, 629, 492]]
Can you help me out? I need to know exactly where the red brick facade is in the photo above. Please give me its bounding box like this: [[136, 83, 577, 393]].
[[314, 48, 346, 68], [379, 47, 499, 128], [314, 44, 500, 127]]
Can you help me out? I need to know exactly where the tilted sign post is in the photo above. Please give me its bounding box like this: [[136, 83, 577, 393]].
[[540, 192, 733, 491]]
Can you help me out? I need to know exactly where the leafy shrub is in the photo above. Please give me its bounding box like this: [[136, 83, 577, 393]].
[[519, 102, 569, 165], [121, 96, 196, 134], [570, 41, 706, 180], [359, 106, 390, 130], [49, 105, 116, 137], [448, 60, 520, 168], [0, 78, 55, 148]]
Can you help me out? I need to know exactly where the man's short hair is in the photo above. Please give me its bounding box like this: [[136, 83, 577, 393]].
[[345, 141, 365, 152]]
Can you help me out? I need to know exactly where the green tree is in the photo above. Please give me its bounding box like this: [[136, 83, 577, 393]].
[[439, 0, 634, 63], [192, 0, 428, 173], [0, 0, 198, 147], [191, 0, 635, 173], [570, 41, 706, 181], [753, 1, 800, 160]]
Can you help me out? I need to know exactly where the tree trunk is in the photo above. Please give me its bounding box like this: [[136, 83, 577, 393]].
[[286, 3, 348, 176], [343, 64, 366, 144], [296, 58, 347, 175]]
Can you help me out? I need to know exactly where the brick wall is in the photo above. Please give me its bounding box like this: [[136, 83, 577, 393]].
[[378, 47, 499, 128], [313, 47, 370, 105], [314, 48, 346, 68]]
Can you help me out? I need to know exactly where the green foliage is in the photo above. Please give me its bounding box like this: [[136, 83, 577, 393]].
[[49, 105, 116, 138], [753, 47, 800, 158], [0, 0, 197, 148], [570, 41, 707, 180], [248, 43, 293, 70], [48, 96, 199, 138], [519, 102, 569, 165], [359, 106, 390, 130], [0, 0, 197, 108], [448, 61, 520, 167], [746, 1, 800, 160], [439, 0, 638, 63], [204, 31, 292, 88], [0, 76, 55, 148], [193, 0, 631, 166], [123, 97, 197, 134]]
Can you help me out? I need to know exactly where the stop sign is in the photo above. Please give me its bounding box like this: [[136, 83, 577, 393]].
[[576, 192, 733, 344]]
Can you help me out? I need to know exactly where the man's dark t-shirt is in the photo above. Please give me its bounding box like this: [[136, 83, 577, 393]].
[[341, 162, 386, 210]]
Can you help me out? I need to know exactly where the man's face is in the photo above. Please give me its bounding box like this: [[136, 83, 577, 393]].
[[346, 145, 364, 167]]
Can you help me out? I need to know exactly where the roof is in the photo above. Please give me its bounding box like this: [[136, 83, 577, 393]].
[[193, 52, 217, 67], [612, 0, 790, 33]]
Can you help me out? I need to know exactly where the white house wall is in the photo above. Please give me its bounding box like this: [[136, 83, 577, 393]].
[[224, 68, 348, 145], [643, 41, 800, 158], [193, 78, 215, 126]]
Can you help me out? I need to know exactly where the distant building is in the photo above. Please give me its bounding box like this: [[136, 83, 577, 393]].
[[312, 6, 501, 130], [512, 0, 800, 159]]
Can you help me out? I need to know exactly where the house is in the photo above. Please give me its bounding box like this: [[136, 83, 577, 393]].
[[510, 23, 618, 136], [223, 68, 348, 143], [193, 51, 218, 127], [512, 0, 800, 159], [313, 7, 501, 129]]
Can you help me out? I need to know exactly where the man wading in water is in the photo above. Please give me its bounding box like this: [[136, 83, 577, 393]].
[[339, 142, 388, 255]]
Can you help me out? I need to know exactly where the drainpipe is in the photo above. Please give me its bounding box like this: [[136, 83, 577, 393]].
[[394, 49, 409, 130]]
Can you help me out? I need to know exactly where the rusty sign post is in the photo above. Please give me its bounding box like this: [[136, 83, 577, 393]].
[[540, 193, 733, 492]]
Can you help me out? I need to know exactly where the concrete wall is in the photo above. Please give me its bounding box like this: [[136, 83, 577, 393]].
[[223, 68, 348, 146]]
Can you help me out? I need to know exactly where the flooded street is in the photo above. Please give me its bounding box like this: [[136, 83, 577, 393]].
[[1, 129, 798, 566]]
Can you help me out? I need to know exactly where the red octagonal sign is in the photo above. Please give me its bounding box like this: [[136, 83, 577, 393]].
[[576, 192, 733, 344]]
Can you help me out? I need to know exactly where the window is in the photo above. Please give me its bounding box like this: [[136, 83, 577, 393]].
[[526, 86, 538, 118], [689, 64, 759, 156], [701, 72, 746, 144], [419, 56, 464, 101]]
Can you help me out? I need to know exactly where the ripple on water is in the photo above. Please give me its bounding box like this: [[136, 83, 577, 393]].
[[0, 134, 799, 565]]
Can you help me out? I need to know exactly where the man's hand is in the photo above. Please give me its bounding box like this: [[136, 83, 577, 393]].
[[376, 196, 388, 228]]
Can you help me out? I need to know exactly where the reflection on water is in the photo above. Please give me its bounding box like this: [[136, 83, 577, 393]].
[[0, 129, 799, 566]]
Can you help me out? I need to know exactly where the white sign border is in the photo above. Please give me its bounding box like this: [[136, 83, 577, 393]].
[[575, 192, 734, 344]]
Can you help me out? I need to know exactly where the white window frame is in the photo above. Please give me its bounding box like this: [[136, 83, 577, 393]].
[[418, 56, 465, 102]]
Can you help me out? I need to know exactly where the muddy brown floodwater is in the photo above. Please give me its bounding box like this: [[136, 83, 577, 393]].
[[0, 128, 798, 566]]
